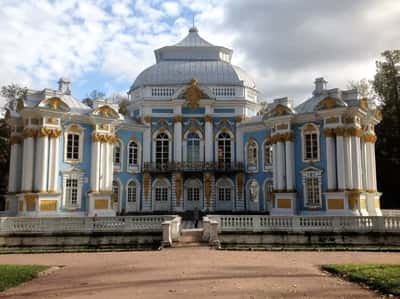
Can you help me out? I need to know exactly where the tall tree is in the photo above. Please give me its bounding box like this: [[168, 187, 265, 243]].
[[1, 84, 27, 111], [81, 89, 106, 108], [372, 50, 400, 208]]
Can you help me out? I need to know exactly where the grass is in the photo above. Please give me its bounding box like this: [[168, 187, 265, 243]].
[[0, 265, 49, 292], [322, 264, 400, 296]]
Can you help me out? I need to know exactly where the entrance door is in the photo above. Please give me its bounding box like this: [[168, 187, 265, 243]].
[[184, 179, 203, 211]]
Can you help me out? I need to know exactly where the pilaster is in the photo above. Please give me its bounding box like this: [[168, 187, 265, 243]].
[[173, 115, 182, 162], [204, 115, 213, 162]]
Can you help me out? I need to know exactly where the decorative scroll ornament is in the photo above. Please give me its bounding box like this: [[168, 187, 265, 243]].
[[175, 173, 182, 206], [38, 127, 62, 138], [204, 114, 213, 122], [204, 173, 212, 208], [184, 78, 203, 109], [173, 115, 182, 123], [22, 128, 37, 138], [143, 173, 150, 200], [92, 133, 117, 144], [68, 125, 83, 133], [360, 98, 369, 110]]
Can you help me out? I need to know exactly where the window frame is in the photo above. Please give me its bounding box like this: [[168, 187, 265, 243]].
[[113, 140, 123, 171], [216, 131, 233, 167], [302, 123, 320, 162], [63, 124, 84, 164], [302, 167, 323, 208], [62, 169, 84, 210]]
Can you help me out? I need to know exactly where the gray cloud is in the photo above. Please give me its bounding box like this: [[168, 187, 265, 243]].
[[220, 0, 400, 102]]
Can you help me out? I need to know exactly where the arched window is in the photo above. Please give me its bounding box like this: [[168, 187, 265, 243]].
[[264, 143, 272, 168], [247, 140, 258, 165], [128, 141, 138, 167], [112, 180, 120, 210], [187, 132, 200, 162], [113, 141, 121, 167], [217, 132, 231, 166], [154, 179, 169, 201], [302, 124, 319, 161], [155, 133, 169, 165], [217, 178, 233, 201], [127, 180, 137, 203]]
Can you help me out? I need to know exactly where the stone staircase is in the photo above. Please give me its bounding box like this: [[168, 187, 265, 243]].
[[173, 221, 209, 248]]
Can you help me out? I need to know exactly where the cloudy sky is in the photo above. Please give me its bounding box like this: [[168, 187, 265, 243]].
[[1, 0, 399, 104]]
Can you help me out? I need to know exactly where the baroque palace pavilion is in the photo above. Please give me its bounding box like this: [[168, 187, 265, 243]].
[[5, 27, 382, 217]]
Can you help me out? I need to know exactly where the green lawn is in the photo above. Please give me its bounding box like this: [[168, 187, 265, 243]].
[[0, 265, 49, 292], [322, 264, 400, 296]]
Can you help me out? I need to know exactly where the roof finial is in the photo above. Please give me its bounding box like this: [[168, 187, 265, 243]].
[[189, 14, 198, 33]]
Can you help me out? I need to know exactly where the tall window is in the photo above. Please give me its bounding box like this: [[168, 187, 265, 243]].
[[155, 186, 168, 201], [155, 133, 169, 165], [247, 140, 257, 165], [65, 178, 78, 208], [127, 181, 137, 203], [112, 180, 119, 209], [187, 187, 200, 201], [303, 124, 319, 161], [66, 134, 80, 161], [217, 179, 233, 201], [303, 169, 322, 208], [187, 132, 200, 162], [128, 141, 138, 167], [113, 141, 121, 166], [217, 132, 231, 166], [264, 143, 272, 167]]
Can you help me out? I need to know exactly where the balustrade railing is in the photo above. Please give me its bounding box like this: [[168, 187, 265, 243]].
[[0, 215, 174, 234], [143, 162, 244, 172], [208, 215, 400, 233]]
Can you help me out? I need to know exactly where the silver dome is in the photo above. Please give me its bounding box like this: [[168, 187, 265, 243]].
[[130, 28, 256, 91]]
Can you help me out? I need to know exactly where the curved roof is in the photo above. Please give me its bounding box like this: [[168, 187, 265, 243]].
[[130, 27, 256, 91]]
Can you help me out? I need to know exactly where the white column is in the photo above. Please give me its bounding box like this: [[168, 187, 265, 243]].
[[336, 134, 346, 190], [361, 140, 368, 191], [173, 118, 182, 162], [143, 126, 151, 163], [35, 135, 49, 192], [99, 142, 106, 190], [272, 142, 278, 190], [351, 135, 362, 191], [277, 141, 286, 191], [108, 142, 114, 189], [21, 135, 35, 192], [343, 135, 353, 190], [90, 140, 101, 192], [48, 136, 60, 192], [236, 125, 243, 163], [370, 141, 377, 191], [103, 142, 110, 190], [285, 138, 294, 191], [326, 134, 337, 190], [205, 117, 213, 162], [8, 141, 21, 193]]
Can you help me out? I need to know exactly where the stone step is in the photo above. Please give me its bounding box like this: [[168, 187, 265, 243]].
[[179, 229, 204, 243], [172, 242, 209, 248]]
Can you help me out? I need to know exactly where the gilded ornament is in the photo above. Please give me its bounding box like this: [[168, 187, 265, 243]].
[[343, 117, 354, 124], [303, 123, 317, 132], [204, 173, 212, 208], [25, 194, 37, 211], [325, 117, 339, 124], [175, 173, 182, 206], [362, 133, 377, 143], [316, 97, 338, 110], [9, 135, 22, 144], [334, 127, 345, 136], [143, 172, 150, 200], [47, 118, 58, 125], [375, 109, 382, 121], [235, 116, 243, 123], [277, 123, 288, 130], [48, 97, 61, 110], [22, 128, 37, 138], [99, 124, 109, 130], [68, 125, 83, 133], [184, 78, 204, 109], [323, 128, 335, 137], [360, 98, 369, 110], [204, 114, 213, 122], [173, 115, 182, 123], [143, 115, 152, 123]]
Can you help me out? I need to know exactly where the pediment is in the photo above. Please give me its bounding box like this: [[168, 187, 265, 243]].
[[39, 97, 70, 112], [91, 105, 120, 119], [314, 97, 346, 111], [266, 104, 294, 118]]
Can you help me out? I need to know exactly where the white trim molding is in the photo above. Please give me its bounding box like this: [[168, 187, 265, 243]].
[[63, 124, 84, 164], [301, 166, 323, 209]]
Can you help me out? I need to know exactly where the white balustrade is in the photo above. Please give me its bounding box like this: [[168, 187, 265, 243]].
[[0, 215, 177, 234], [208, 215, 400, 233]]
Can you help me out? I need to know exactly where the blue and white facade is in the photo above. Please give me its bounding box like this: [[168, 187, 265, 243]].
[[5, 27, 382, 216]]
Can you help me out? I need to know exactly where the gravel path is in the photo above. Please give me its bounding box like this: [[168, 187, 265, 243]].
[[0, 248, 399, 298]]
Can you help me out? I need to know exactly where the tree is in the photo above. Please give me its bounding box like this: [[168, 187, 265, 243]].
[[1, 84, 27, 111], [81, 89, 106, 108], [347, 78, 378, 100], [372, 50, 400, 208], [118, 99, 129, 116]]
